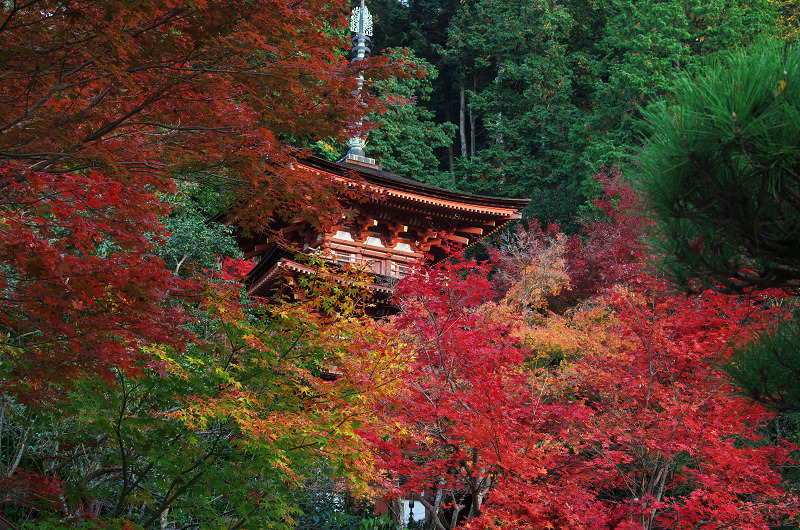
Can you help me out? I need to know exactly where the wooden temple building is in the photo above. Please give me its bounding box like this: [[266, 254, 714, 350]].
[[235, 1, 528, 307], [240, 156, 529, 302]]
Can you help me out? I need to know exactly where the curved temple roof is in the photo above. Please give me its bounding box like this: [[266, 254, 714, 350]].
[[242, 156, 530, 301], [301, 156, 530, 215]]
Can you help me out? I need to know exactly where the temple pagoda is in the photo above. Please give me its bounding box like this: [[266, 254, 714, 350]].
[[237, 1, 529, 301], [242, 156, 529, 299]]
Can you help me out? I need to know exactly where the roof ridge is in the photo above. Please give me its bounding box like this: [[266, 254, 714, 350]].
[[301, 156, 531, 208]]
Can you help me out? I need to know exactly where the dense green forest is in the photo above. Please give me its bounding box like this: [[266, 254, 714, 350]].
[[345, 0, 791, 228], [1, 1, 800, 529]]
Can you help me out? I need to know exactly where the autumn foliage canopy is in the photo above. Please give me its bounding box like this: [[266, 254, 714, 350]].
[[0, 1, 798, 529], [357, 174, 799, 529], [0, 0, 393, 395], [0, 1, 397, 527]]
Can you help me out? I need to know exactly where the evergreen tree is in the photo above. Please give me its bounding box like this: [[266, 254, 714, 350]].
[[587, 0, 780, 168], [636, 41, 800, 293], [366, 0, 781, 227], [440, 0, 590, 227], [635, 40, 800, 412], [367, 49, 456, 181]]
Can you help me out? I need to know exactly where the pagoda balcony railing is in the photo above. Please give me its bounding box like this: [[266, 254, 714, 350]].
[[321, 233, 421, 279], [328, 248, 412, 278]]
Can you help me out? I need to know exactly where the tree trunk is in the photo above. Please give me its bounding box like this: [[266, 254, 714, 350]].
[[641, 455, 674, 530], [459, 83, 467, 158], [8, 427, 29, 476], [495, 112, 503, 145], [427, 483, 444, 526], [445, 85, 455, 178], [470, 72, 476, 159], [449, 492, 464, 530], [393, 499, 406, 529]]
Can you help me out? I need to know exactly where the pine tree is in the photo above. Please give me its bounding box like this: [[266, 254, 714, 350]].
[[636, 40, 800, 413]]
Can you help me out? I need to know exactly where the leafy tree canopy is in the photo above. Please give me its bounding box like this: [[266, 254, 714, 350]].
[[636, 40, 800, 294], [365, 48, 456, 182]]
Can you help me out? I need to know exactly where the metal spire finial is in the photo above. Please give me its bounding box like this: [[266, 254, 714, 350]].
[[341, 0, 379, 167], [350, 0, 373, 37]]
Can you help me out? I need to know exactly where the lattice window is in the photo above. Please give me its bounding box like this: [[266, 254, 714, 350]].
[[391, 262, 411, 278], [335, 251, 353, 266]]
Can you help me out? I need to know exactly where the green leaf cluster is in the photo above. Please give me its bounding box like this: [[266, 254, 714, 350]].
[[368, 0, 781, 227], [636, 40, 800, 293], [1, 293, 381, 528], [156, 183, 242, 276], [723, 319, 800, 413]]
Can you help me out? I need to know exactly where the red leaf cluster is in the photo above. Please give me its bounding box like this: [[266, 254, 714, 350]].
[[0, 0, 401, 399], [562, 166, 646, 303], [0, 168, 193, 397], [362, 174, 799, 529]]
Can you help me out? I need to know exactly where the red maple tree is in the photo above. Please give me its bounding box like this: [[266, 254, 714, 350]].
[[0, 0, 395, 397], [562, 166, 646, 304], [363, 183, 798, 528], [484, 275, 798, 529]]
